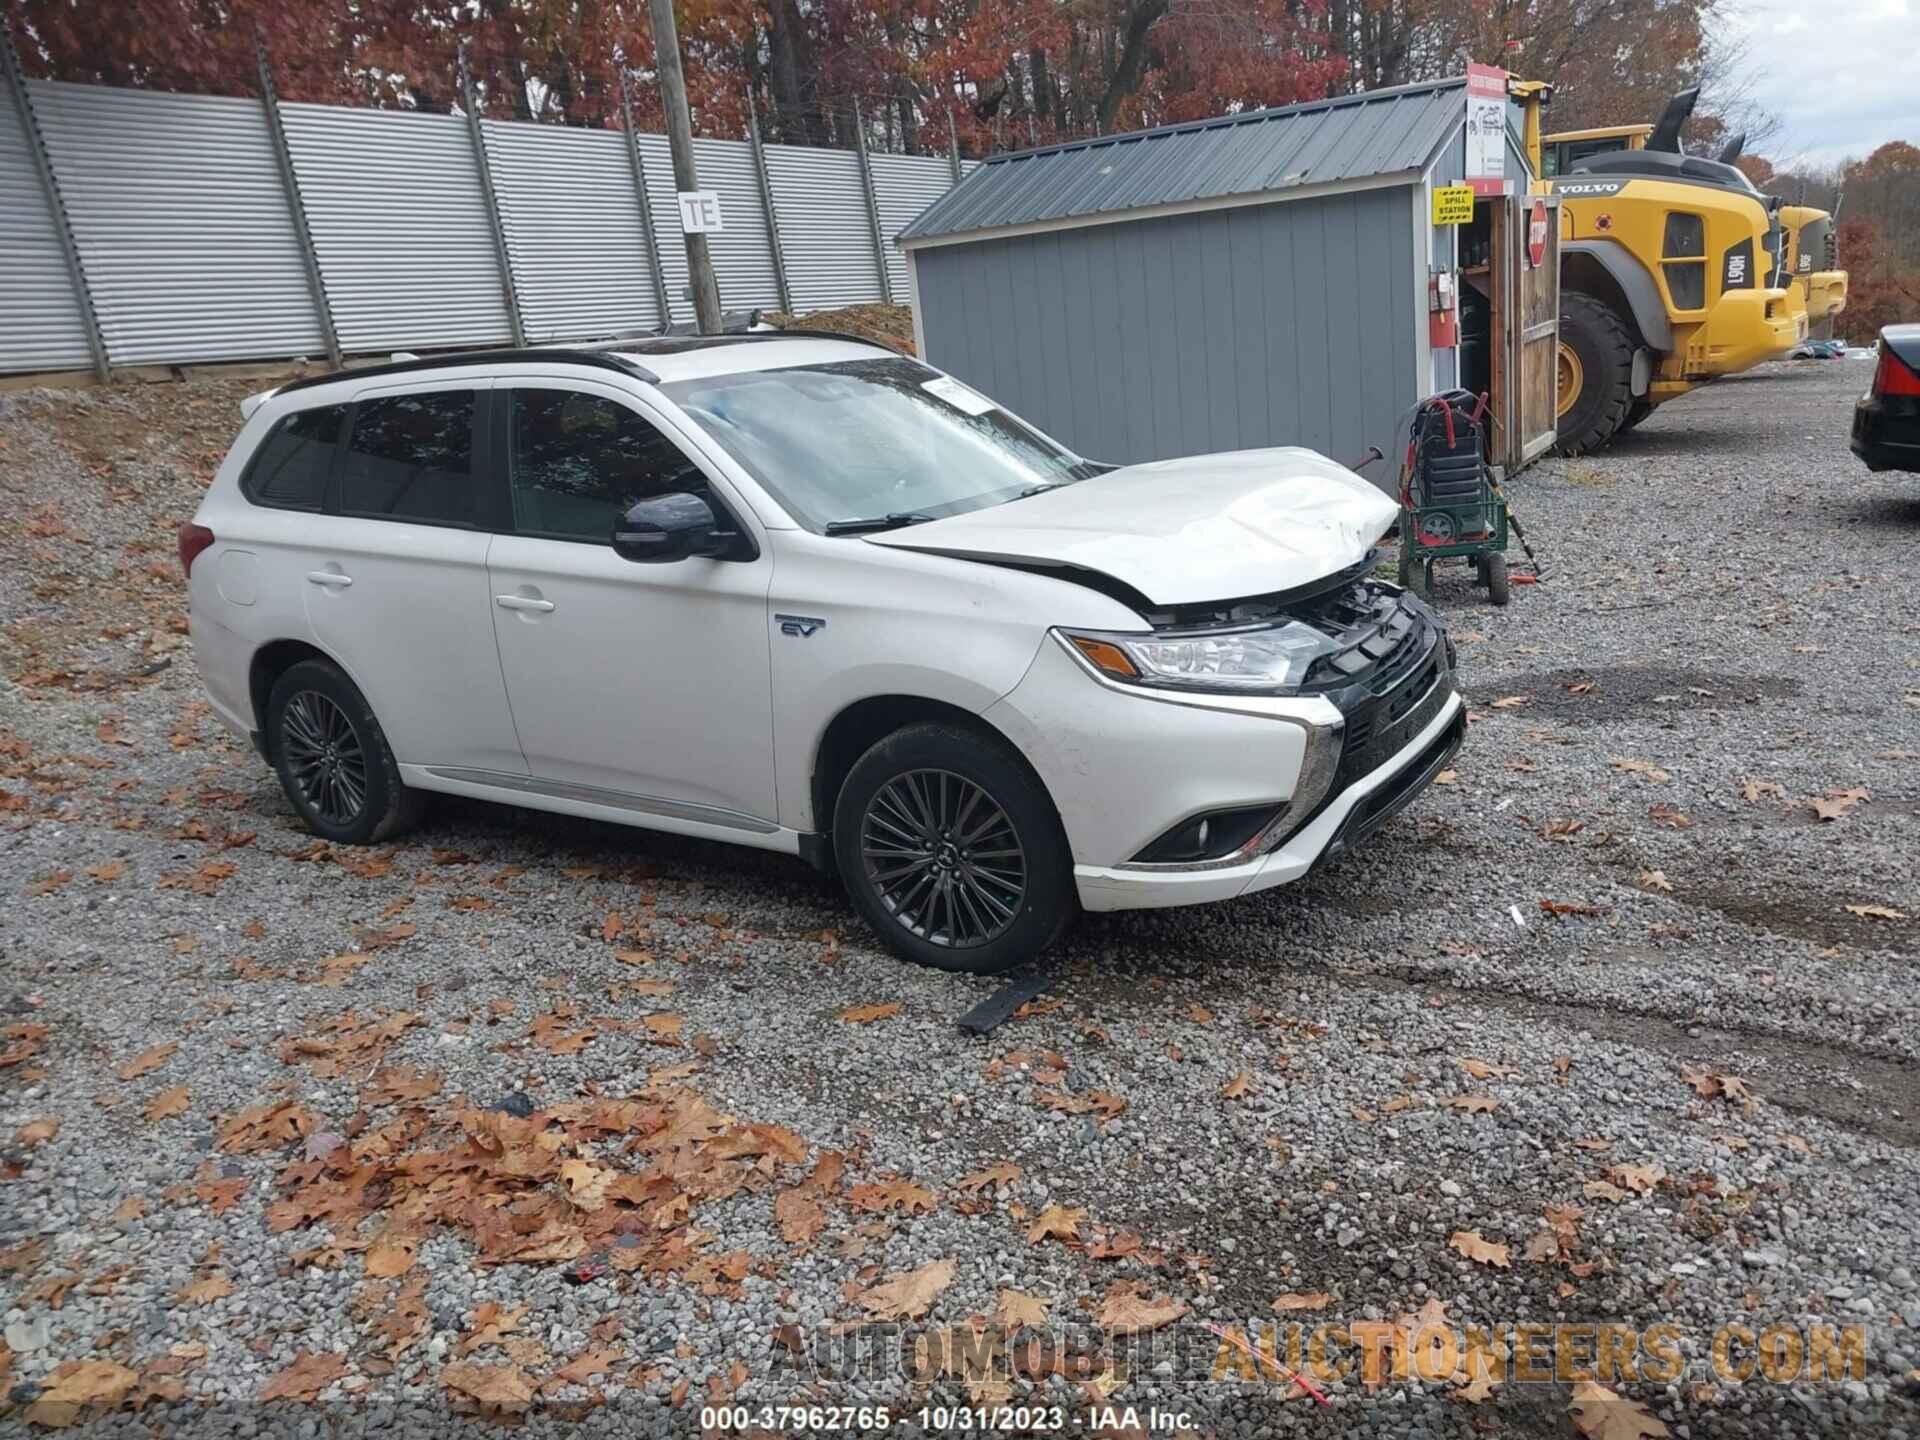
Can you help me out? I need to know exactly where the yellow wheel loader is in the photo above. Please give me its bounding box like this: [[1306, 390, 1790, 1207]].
[[1544, 121, 1848, 346], [1524, 87, 1812, 453], [1778, 203, 1848, 338]]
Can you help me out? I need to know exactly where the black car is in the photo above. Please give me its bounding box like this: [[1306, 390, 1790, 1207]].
[[1853, 324, 1920, 473]]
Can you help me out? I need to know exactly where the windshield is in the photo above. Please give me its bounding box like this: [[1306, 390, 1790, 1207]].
[[661, 356, 1100, 532]]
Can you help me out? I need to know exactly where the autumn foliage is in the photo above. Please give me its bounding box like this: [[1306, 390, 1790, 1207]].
[[5, 0, 1775, 161]]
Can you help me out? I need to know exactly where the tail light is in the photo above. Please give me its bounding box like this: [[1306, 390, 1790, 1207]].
[[1874, 348, 1920, 399], [177, 522, 215, 578]]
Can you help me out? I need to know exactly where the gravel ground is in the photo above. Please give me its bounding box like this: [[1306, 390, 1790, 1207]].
[[1, 357, 1916, 1438]]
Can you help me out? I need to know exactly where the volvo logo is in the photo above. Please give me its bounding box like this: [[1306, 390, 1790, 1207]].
[[776, 614, 826, 638]]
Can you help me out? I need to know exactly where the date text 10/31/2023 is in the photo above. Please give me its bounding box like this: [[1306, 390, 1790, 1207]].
[[698, 1405, 1200, 1431]]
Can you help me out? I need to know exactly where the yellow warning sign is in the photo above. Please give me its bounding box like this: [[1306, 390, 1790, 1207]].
[[1431, 184, 1475, 225]]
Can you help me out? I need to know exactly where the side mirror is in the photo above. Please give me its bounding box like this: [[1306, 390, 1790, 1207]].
[[611, 492, 746, 563]]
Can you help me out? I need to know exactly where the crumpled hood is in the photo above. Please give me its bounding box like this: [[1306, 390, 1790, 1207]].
[[866, 446, 1398, 606]]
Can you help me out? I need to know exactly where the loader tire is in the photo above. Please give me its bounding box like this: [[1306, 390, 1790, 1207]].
[[1617, 399, 1653, 434], [1554, 291, 1636, 456]]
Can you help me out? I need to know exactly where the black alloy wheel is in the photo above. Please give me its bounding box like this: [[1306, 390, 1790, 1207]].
[[279, 688, 368, 826], [860, 768, 1028, 948], [266, 657, 424, 845], [832, 722, 1076, 973]]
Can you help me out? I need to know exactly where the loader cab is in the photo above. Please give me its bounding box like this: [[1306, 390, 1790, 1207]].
[[1540, 124, 1651, 178]]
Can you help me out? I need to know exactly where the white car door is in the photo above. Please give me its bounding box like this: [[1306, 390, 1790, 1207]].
[[300, 379, 525, 774], [483, 378, 778, 832]]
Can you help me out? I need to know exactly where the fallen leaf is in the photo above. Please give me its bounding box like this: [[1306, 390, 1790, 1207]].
[[547, 1345, 622, 1388], [955, 1162, 1022, 1193], [459, 1302, 528, 1355], [117, 1042, 177, 1081], [838, 1002, 903, 1024], [443, 1361, 535, 1417], [174, 1272, 234, 1305], [1606, 1163, 1665, 1195], [1568, 1379, 1670, 1438], [16, 1117, 58, 1145], [1098, 1281, 1187, 1334], [259, 1350, 348, 1402], [1027, 1205, 1088, 1245], [1738, 778, 1785, 803], [143, 1086, 190, 1121], [1637, 870, 1674, 893], [1647, 803, 1693, 829], [365, 1229, 421, 1278], [1444, 1094, 1499, 1114], [1541, 898, 1603, 917], [1489, 695, 1531, 709], [1220, 1072, 1252, 1100], [1460, 1058, 1517, 1080], [1272, 1291, 1333, 1312], [23, 1359, 140, 1427], [1448, 1230, 1511, 1268], [997, 1289, 1052, 1331], [1808, 787, 1869, 822], [854, 1258, 955, 1321], [1611, 757, 1671, 783], [1845, 903, 1907, 920], [847, 1176, 936, 1215]]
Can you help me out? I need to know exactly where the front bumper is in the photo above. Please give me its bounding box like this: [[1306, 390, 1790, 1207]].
[[983, 594, 1463, 913], [1070, 686, 1464, 911]]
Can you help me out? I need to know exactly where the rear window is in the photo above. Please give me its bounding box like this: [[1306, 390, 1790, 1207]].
[[338, 391, 480, 526], [240, 404, 346, 510]]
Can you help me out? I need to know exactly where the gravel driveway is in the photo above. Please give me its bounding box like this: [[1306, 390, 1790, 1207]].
[[1, 357, 1915, 1438]]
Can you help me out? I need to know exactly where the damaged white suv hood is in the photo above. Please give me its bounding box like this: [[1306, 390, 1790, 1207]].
[[865, 447, 1398, 607]]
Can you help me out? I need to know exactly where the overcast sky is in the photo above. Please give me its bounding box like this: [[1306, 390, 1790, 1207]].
[[1721, 0, 1918, 168]]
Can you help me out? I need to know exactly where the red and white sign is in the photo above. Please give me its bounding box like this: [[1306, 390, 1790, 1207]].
[[1527, 198, 1549, 268], [1465, 63, 1507, 197]]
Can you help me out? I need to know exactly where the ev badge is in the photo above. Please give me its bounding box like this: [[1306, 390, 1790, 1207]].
[[1528, 198, 1549, 269]]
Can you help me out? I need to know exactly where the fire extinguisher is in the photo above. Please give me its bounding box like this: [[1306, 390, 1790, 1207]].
[[1428, 269, 1459, 348]]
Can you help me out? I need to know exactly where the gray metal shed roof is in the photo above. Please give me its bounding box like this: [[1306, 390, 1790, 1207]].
[[898, 77, 1468, 246]]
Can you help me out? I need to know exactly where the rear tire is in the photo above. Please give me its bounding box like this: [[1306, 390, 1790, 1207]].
[[266, 659, 423, 845], [1554, 290, 1636, 456], [833, 722, 1076, 973]]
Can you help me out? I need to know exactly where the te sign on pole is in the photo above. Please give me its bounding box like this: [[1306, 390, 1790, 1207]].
[[677, 191, 724, 234], [1465, 63, 1507, 198]]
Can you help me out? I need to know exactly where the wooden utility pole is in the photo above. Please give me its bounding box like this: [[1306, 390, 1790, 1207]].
[[646, 0, 723, 334]]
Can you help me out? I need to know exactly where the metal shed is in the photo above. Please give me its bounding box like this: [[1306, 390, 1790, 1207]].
[[898, 73, 1561, 481]]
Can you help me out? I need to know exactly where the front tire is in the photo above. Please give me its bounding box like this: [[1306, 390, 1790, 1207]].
[[833, 722, 1076, 973], [1554, 290, 1636, 456], [266, 659, 423, 845]]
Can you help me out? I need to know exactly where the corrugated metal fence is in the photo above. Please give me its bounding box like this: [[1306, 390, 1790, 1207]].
[[0, 57, 970, 377]]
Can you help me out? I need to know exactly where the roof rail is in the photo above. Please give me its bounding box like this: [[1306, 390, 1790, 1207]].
[[618, 328, 904, 357], [273, 347, 662, 397]]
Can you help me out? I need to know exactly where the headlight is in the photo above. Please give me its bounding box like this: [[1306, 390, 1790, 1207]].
[[1061, 620, 1339, 694]]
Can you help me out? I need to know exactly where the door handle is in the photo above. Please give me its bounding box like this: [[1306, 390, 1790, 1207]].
[[305, 570, 353, 588], [495, 595, 555, 613]]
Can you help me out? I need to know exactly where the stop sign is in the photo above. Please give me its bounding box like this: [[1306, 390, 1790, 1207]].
[[1528, 198, 1550, 269]]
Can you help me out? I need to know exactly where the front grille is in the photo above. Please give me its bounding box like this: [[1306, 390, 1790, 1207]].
[[1335, 650, 1449, 788]]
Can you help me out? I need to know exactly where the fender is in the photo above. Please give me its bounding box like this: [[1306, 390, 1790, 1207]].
[[1562, 239, 1675, 352]]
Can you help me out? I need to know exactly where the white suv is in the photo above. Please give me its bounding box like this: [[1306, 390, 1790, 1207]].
[[182, 332, 1464, 972]]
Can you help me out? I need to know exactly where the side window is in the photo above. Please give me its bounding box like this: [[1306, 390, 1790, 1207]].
[[338, 391, 479, 525], [240, 404, 346, 510], [508, 389, 708, 542]]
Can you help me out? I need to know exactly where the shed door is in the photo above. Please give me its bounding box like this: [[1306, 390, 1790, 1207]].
[[1506, 193, 1560, 468]]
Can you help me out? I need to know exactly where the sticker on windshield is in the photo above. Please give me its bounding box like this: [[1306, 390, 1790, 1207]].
[[920, 375, 998, 417]]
